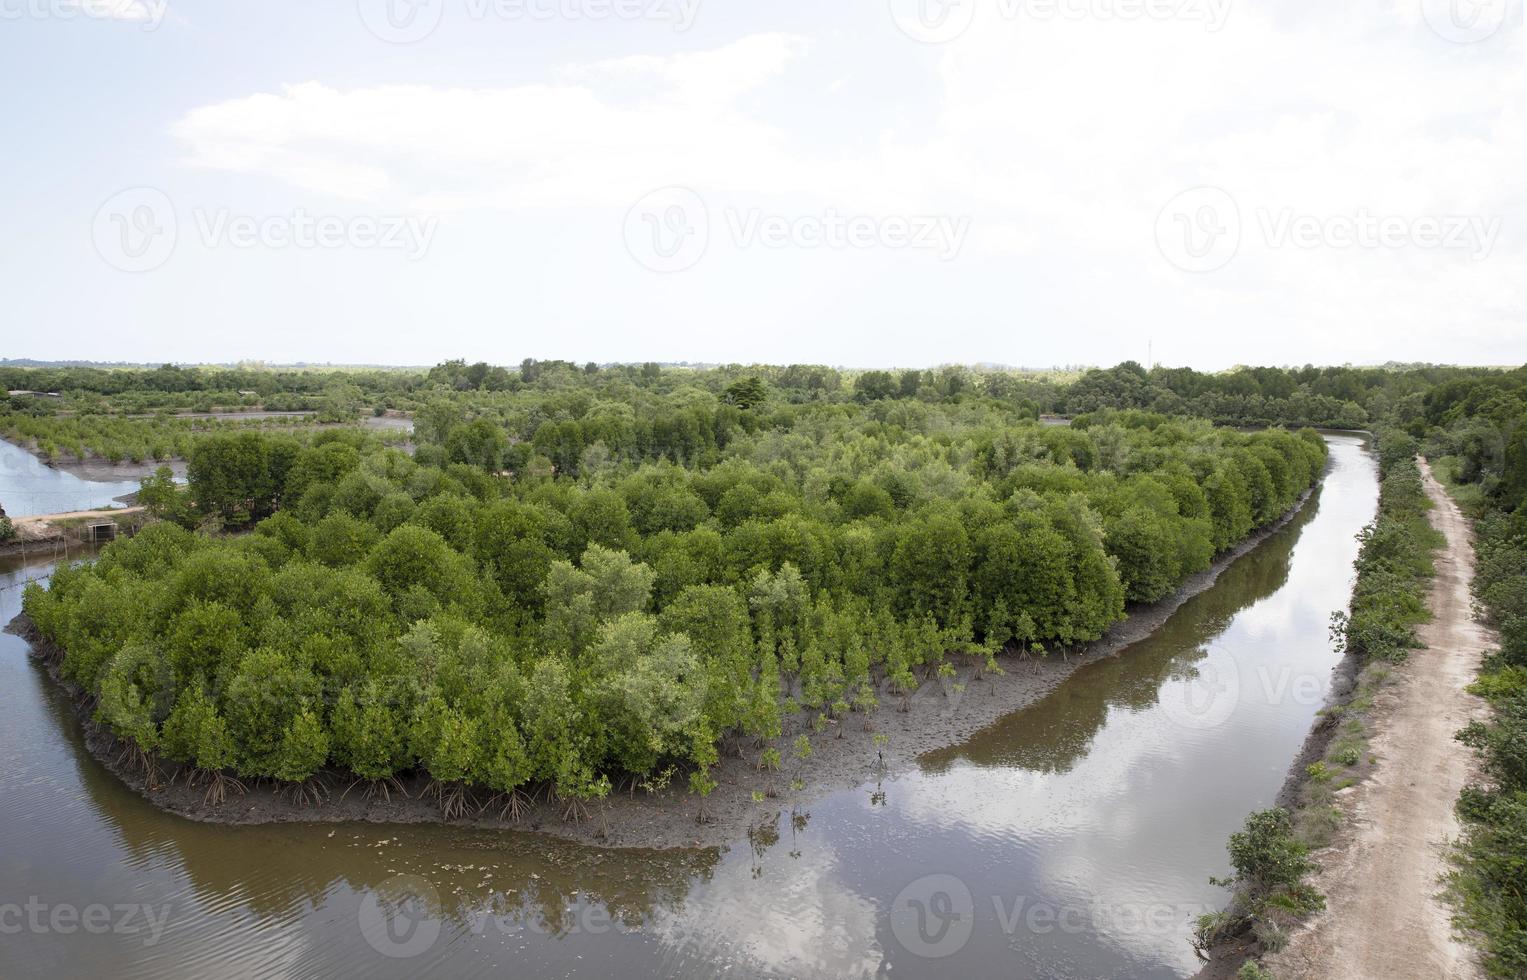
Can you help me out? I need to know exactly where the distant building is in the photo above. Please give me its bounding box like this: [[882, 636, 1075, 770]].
[[7, 390, 62, 398]]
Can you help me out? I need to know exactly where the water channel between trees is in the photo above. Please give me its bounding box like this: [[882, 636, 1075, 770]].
[[0, 434, 1376, 979]]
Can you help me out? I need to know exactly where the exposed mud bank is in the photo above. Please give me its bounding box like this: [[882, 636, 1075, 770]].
[[9, 442, 187, 481], [14, 488, 1316, 851]]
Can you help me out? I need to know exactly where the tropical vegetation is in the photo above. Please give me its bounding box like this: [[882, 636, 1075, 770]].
[[18, 365, 1327, 821]]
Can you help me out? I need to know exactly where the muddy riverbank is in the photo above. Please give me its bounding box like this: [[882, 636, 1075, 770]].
[[14, 487, 1317, 850], [6, 442, 187, 481], [2, 435, 1377, 979]]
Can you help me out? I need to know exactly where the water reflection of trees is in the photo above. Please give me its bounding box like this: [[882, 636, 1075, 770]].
[[15, 471, 1337, 972], [14, 551, 723, 951], [39, 671, 721, 948], [921, 486, 1321, 777], [94, 792, 720, 930]]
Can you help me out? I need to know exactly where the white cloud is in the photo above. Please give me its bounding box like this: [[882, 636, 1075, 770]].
[[159, 5, 1524, 363], [649, 834, 882, 978], [172, 34, 814, 209], [65, 0, 159, 20]]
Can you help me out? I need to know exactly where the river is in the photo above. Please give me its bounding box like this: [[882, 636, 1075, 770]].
[[0, 439, 142, 518], [0, 434, 1376, 979]]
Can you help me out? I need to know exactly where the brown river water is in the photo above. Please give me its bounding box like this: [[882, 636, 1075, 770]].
[[0, 435, 1376, 979]]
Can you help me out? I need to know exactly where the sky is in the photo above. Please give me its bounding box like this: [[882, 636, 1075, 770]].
[[1, 0, 1523, 370]]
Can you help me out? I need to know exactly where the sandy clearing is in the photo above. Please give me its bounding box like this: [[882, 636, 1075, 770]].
[[8, 508, 145, 543], [1267, 460, 1489, 980], [13, 507, 144, 524]]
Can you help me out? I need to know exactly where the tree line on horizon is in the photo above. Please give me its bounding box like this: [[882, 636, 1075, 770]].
[[6, 358, 1517, 433]]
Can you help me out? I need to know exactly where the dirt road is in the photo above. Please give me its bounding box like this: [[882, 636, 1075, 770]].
[[1267, 460, 1488, 979]]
